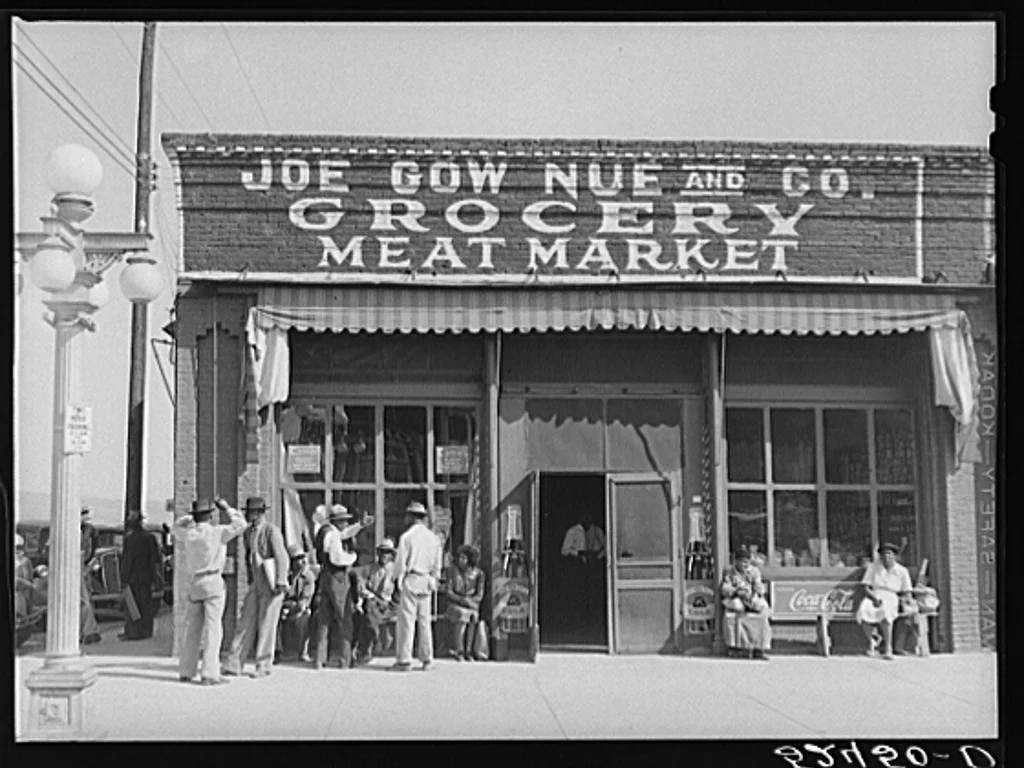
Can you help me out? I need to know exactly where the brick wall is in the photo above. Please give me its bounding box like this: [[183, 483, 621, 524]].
[[162, 133, 993, 285]]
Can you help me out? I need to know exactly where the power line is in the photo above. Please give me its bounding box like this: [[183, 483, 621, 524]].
[[158, 39, 214, 131], [13, 46, 138, 175], [220, 23, 272, 131], [13, 57, 137, 181], [17, 30, 137, 159]]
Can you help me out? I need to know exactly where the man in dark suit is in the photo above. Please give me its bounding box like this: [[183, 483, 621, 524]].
[[119, 509, 163, 640], [223, 497, 290, 678]]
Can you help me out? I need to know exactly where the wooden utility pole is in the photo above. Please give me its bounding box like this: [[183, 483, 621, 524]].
[[124, 21, 157, 521]]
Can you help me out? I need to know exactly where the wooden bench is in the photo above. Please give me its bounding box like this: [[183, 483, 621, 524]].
[[767, 580, 936, 657]]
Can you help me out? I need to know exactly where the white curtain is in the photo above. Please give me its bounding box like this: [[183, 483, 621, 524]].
[[245, 310, 290, 410], [929, 314, 982, 469]]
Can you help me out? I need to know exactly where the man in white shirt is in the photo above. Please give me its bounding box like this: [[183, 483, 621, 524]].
[[312, 503, 373, 670], [390, 501, 442, 671], [856, 542, 913, 660], [174, 497, 247, 685]]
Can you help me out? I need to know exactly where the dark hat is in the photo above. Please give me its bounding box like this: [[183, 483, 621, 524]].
[[734, 545, 753, 562], [328, 503, 353, 522], [878, 541, 900, 555], [376, 537, 397, 553], [191, 498, 216, 516], [405, 501, 429, 517], [80, 505, 91, 515], [244, 497, 268, 514]]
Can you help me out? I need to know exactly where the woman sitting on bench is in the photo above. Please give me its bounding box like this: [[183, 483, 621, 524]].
[[856, 541, 913, 660], [720, 546, 771, 661]]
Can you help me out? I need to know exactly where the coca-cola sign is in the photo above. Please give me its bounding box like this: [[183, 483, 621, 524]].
[[769, 581, 863, 619]]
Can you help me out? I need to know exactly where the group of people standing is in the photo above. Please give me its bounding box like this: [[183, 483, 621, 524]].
[[175, 495, 469, 685]]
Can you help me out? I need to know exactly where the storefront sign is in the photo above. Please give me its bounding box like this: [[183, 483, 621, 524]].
[[169, 137, 960, 281], [494, 577, 530, 633], [769, 581, 860, 619], [435, 444, 470, 475], [286, 444, 321, 474], [63, 405, 91, 454], [974, 339, 997, 650]]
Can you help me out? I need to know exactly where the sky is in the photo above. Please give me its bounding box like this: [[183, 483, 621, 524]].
[[11, 19, 996, 526]]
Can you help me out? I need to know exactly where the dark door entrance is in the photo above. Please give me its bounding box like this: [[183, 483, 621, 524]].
[[538, 473, 608, 650]]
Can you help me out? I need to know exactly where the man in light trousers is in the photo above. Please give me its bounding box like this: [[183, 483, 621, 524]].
[[223, 497, 290, 678], [175, 497, 247, 685], [390, 501, 442, 672]]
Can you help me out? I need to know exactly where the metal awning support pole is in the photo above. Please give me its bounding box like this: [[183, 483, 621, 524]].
[[706, 332, 728, 656]]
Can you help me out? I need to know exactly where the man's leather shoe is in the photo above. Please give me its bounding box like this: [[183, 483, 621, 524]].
[[178, 676, 193, 683], [251, 668, 271, 678], [82, 633, 101, 645], [221, 667, 240, 676], [200, 677, 228, 686], [389, 662, 411, 672]]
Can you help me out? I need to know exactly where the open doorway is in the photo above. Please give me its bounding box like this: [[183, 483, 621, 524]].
[[538, 473, 608, 650]]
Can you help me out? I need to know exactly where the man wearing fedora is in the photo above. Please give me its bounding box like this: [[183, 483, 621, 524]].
[[119, 509, 164, 640], [856, 541, 913, 660], [391, 501, 443, 672], [276, 543, 317, 663], [312, 503, 374, 669], [353, 537, 398, 665], [223, 497, 291, 678], [174, 497, 247, 685]]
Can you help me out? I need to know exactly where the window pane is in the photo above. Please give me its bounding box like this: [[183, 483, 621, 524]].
[[878, 491, 918, 571], [771, 409, 816, 484], [772, 491, 819, 568], [874, 409, 915, 485], [824, 409, 869, 484], [384, 407, 427, 483], [727, 490, 767, 564], [613, 481, 672, 560], [332, 405, 375, 483], [433, 491, 469, 571], [826, 491, 871, 567], [383, 489, 428, 546], [726, 408, 765, 482], [333, 490, 377, 567], [433, 406, 477, 482], [281, 404, 327, 482]]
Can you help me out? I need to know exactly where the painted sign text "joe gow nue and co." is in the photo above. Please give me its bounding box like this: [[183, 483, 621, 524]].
[[233, 152, 922, 277]]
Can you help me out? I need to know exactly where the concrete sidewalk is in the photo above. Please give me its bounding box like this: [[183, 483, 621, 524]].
[[15, 610, 999, 741]]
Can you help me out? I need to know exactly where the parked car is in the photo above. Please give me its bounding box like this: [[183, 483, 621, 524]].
[[14, 518, 174, 621]]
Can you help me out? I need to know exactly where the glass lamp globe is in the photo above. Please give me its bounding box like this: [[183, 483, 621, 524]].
[[44, 144, 103, 196], [119, 256, 163, 304], [29, 239, 77, 293]]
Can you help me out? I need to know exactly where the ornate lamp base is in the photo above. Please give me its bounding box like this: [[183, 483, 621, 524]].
[[22, 658, 105, 741]]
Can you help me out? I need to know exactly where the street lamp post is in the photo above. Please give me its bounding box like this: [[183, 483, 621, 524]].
[[15, 143, 163, 741]]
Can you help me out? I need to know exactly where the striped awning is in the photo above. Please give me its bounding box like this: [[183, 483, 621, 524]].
[[250, 285, 964, 336]]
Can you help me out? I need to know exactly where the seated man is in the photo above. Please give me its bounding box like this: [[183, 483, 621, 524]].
[[353, 538, 398, 665], [856, 542, 913, 660], [276, 544, 316, 663], [720, 545, 771, 661]]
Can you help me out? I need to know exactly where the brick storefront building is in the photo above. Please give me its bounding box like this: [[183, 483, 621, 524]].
[[163, 134, 997, 658]]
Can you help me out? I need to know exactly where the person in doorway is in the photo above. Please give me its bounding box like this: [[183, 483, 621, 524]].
[[276, 544, 316, 663], [720, 546, 771, 660], [560, 513, 591, 629], [119, 510, 164, 640], [223, 497, 290, 678], [390, 501, 442, 672], [353, 537, 398, 665], [14, 533, 34, 618], [79, 505, 102, 645], [444, 544, 486, 661], [312, 504, 373, 670], [856, 542, 913, 660], [175, 497, 247, 685]]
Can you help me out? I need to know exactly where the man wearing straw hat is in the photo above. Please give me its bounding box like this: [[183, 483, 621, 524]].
[[353, 537, 398, 665], [312, 502, 373, 670], [390, 501, 443, 672], [223, 497, 291, 678], [174, 498, 247, 685]]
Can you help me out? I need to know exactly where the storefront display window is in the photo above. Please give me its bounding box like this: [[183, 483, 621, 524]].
[[279, 400, 478, 555], [726, 404, 918, 572]]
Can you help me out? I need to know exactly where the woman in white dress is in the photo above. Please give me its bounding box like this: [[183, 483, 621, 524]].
[[856, 542, 913, 660]]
